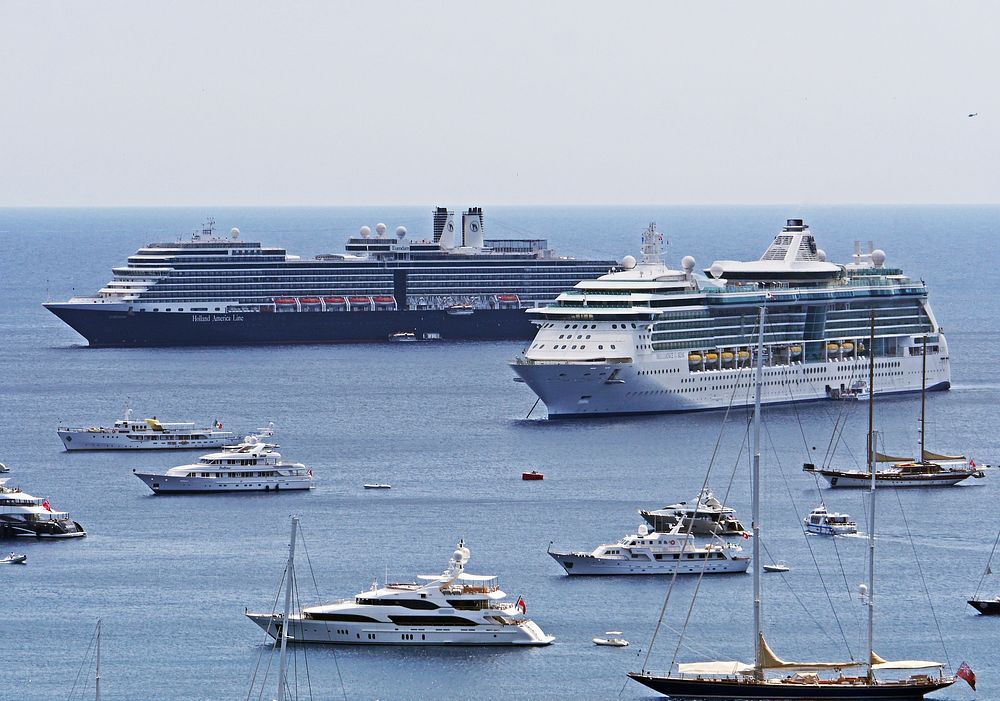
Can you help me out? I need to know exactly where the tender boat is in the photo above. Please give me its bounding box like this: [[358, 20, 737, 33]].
[[363, 483, 391, 489], [548, 523, 749, 576], [594, 632, 629, 647], [0, 479, 86, 539], [762, 561, 790, 573], [388, 332, 417, 342], [58, 405, 238, 451], [1, 552, 27, 564], [639, 487, 748, 536], [803, 504, 858, 535], [0, 463, 9, 473], [522, 471, 544, 481], [132, 435, 312, 494], [247, 534, 554, 646]]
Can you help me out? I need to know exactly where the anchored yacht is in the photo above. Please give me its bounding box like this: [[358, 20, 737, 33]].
[[132, 435, 311, 493], [58, 406, 237, 450], [803, 504, 858, 535], [511, 220, 950, 418], [247, 539, 553, 646], [548, 523, 749, 576], [639, 487, 748, 536], [0, 479, 86, 538]]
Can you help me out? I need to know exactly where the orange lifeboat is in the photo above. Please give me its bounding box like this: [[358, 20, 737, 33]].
[[274, 298, 297, 305], [324, 296, 347, 305], [299, 297, 322, 305]]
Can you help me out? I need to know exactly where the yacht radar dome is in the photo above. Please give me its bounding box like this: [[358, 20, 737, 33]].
[[621, 255, 637, 270], [375, 223, 387, 237], [230, 227, 240, 239], [709, 262, 725, 279], [681, 255, 695, 272], [816, 249, 826, 262], [871, 249, 886, 267], [360, 225, 371, 238], [395, 226, 407, 240]]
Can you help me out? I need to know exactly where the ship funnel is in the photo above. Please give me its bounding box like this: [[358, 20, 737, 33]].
[[434, 207, 456, 248], [462, 207, 485, 249]]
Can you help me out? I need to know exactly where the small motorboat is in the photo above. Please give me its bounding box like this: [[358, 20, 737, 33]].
[[388, 332, 417, 343], [363, 483, 391, 489], [968, 597, 1000, 615], [593, 631, 629, 647], [522, 471, 544, 481], [1, 553, 27, 565], [763, 561, 790, 573], [0, 462, 9, 473]]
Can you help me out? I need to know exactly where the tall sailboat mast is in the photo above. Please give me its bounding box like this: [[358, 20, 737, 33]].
[[919, 335, 928, 461], [276, 516, 299, 701], [865, 311, 877, 683], [751, 305, 765, 679], [95, 618, 102, 701]]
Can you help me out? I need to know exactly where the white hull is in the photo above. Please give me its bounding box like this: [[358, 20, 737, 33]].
[[133, 472, 312, 493], [246, 612, 553, 646], [513, 350, 950, 418], [59, 431, 236, 451], [549, 551, 750, 576], [817, 472, 973, 488], [805, 524, 857, 535]]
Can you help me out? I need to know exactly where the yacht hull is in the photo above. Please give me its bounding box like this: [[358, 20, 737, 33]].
[[245, 612, 553, 646], [968, 598, 1000, 615], [45, 304, 534, 347], [549, 551, 750, 576], [811, 471, 976, 488], [0, 521, 87, 538], [133, 472, 313, 493], [58, 431, 234, 451], [627, 672, 954, 699]]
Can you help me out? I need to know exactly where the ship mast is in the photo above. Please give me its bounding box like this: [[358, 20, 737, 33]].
[[95, 618, 102, 701], [919, 335, 928, 462], [276, 516, 299, 701], [752, 305, 765, 679], [865, 311, 877, 683]]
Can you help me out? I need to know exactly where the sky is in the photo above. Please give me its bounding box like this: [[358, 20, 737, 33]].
[[1, 1, 998, 206]]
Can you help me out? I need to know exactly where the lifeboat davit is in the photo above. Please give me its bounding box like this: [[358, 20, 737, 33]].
[[826, 342, 840, 352], [498, 294, 519, 302], [373, 296, 396, 305], [348, 296, 372, 305], [324, 296, 347, 305], [688, 353, 702, 365], [790, 345, 803, 356], [841, 342, 855, 352]]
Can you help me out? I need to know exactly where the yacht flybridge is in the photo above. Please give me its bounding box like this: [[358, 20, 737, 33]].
[[246, 539, 553, 646], [512, 220, 950, 418]]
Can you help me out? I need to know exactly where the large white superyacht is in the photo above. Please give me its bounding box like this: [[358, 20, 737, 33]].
[[511, 219, 949, 418]]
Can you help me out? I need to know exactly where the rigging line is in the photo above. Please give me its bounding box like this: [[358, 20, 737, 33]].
[[893, 488, 952, 669], [289, 559, 315, 701], [973, 524, 1000, 599], [248, 565, 287, 701], [296, 526, 322, 601], [643, 345, 753, 674], [762, 418, 855, 660], [66, 622, 98, 701]]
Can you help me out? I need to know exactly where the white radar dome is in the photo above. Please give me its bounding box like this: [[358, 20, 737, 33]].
[[375, 223, 387, 236], [360, 225, 371, 238], [621, 255, 637, 269], [395, 226, 407, 239], [816, 249, 826, 262], [709, 263, 725, 279], [230, 227, 240, 239], [871, 249, 886, 267], [681, 255, 696, 272]]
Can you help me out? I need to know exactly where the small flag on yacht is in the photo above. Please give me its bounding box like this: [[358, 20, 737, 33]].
[[957, 661, 976, 690], [742, 532, 751, 540], [516, 596, 526, 614], [42, 499, 52, 512], [986, 564, 993, 575], [970, 458, 976, 468]]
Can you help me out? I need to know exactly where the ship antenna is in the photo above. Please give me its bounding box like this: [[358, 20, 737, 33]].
[[640, 222, 665, 266]]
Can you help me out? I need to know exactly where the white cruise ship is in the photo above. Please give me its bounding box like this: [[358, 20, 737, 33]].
[[548, 524, 749, 576], [511, 219, 950, 418], [58, 407, 237, 450], [132, 435, 311, 493], [246, 540, 553, 646]]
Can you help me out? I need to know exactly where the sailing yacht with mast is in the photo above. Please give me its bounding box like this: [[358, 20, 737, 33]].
[[804, 337, 984, 488], [968, 527, 1000, 615], [628, 309, 957, 699]]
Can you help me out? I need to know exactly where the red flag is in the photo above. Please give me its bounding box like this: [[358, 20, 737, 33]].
[[516, 596, 526, 615], [970, 458, 977, 468], [42, 499, 52, 512], [957, 661, 976, 690], [742, 531, 751, 540]]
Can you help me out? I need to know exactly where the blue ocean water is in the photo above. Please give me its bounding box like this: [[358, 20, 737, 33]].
[[0, 206, 996, 700]]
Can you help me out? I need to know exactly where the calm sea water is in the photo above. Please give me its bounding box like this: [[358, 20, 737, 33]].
[[1, 206, 996, 700]]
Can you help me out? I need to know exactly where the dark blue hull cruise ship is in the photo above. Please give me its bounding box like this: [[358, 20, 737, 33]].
[[44, 208, 617, 347]]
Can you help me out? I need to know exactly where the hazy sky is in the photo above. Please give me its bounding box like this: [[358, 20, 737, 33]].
[[2, 1, 997, 206]]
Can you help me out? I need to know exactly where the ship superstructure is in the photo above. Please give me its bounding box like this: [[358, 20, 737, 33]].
[[44, 208, 617, 346], [511, 219, 949, 418]]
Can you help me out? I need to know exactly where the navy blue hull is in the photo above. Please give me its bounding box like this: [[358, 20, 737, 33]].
[[627, 673, 953, 699], [45, 306, 535, 347]]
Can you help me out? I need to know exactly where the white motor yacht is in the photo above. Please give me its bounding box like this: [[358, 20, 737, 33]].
[[804, 504, 858, 535], [132, 435, 312, 494], [548, 523, 749, 576], [0, 479, 86, 538], [639, 487, 748, 536], [58, 406, 238, 450], [246, 539, 553, 646]]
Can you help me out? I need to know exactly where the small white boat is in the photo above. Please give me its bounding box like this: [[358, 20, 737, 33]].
[[0, 463, 9, 474], [388, 332, 417, 343], [763, 561, 789, 573], [1, 552, 27, 565], [804, 504, 858, 535], [363, 483, 391, 489], [593, 631, 629, 647]]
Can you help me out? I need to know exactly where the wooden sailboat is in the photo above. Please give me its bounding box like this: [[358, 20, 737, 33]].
[[804, 336, 984, 487], [628, 309, 956, 699]]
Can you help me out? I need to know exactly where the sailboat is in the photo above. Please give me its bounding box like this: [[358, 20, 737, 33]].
[[804, 336, 985, 488], [968, 526, 1000, 615], [628, 308, 957, 699]]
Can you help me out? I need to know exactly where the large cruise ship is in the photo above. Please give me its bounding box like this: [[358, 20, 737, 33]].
[[44, 208, 617, 347], [511, 219, 950, 418]]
